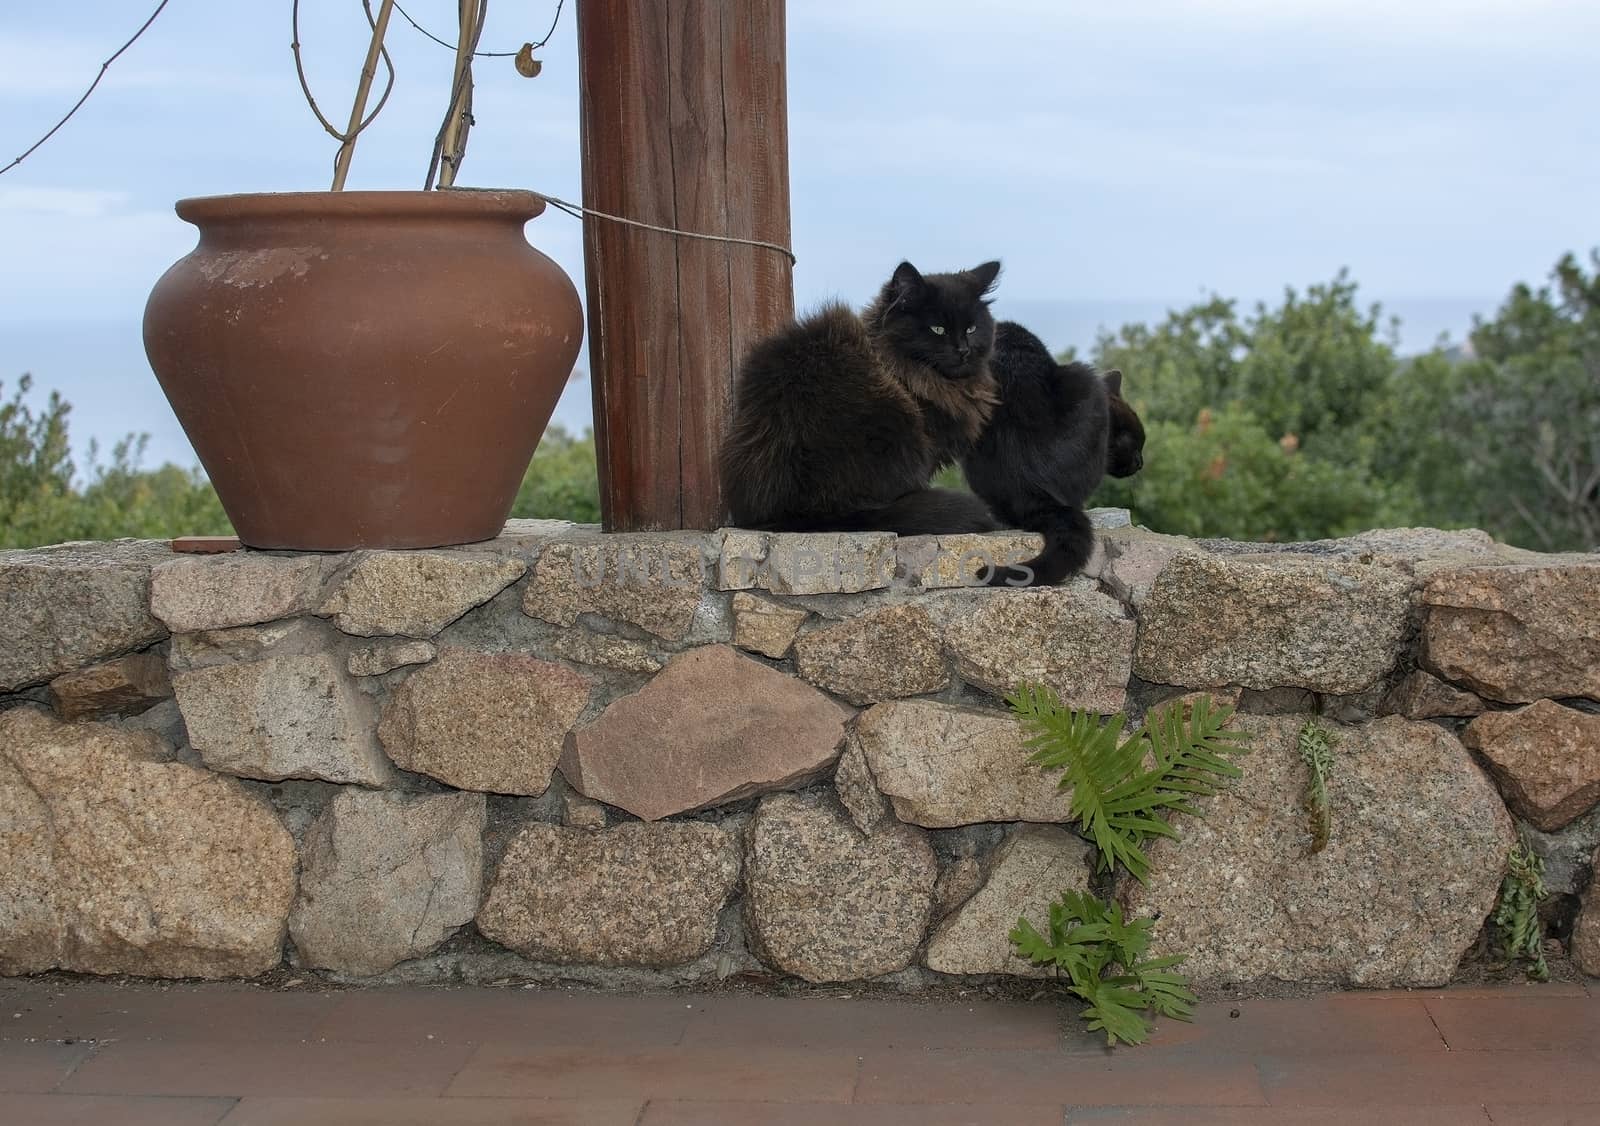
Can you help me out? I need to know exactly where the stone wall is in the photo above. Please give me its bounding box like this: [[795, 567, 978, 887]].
[[3, 516, 1599, 991]]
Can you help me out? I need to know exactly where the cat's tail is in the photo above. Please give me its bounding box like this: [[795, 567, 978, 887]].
[[770, 488, 999, 536], [983, 505, 1093, 588]]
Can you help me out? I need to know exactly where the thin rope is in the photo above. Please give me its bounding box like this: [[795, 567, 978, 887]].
[[394, 0, 564, 58], [1, 0, 170, 178], [534, 192, 796, 265]]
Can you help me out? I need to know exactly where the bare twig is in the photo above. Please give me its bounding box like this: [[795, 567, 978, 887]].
[[332, 0, 399, 190], [436, 0, 481, 190], [291, 0, 397, 157], [1, 0, 171, 178], [425, 0, 488, 189]]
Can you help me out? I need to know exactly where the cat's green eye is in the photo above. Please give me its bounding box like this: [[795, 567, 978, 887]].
[[930, 325, 946, 336], [966, 325, 977, 334]]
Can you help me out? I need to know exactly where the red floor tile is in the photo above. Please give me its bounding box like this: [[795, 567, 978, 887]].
[[310, 987, 693, 1047], [855, 1048, 1267, 1106], [677, 994, 1065, 1051], [1065, 1110, 1492, 1124], [0, 1040, 92, 1093], [1484, 1107, 1600, 1125], [641, 1101, 1066, 1125], [217, 1096, 642, 1125], [1362, 983, 1591, 1000], [3, 979, 1598, 1122], [1424, 995, 1600, 1052], [447, 1043, 860, 1102], [1143, 995, 1447, 1055], [1258, 1050, 1600, 1107], [0, 1092, 236, 1125], [0, 981, 340, 1044], [58, 1040, 475, 1099]]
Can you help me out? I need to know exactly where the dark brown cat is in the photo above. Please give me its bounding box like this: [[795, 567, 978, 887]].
[[961, 320, 1147, 586], [720, 260, 1004, 534]]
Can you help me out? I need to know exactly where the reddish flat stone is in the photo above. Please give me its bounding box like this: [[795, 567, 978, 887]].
[[1420, 562, 1600, 703], [562, 645, 852, 821], [1463, 700, 1600, 830], [170, 536, 241, 554]]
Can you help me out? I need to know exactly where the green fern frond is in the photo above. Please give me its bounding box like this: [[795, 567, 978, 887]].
[[1005, 687, 1252, 1048], [1010, 918, 1063, 966], [1006, 687, 1251, 884], [1493, 836, 1550, 982], [1298, 718, 1337, 854], [1010, 891, 1197, 1047], [1075, 977, 1154, 1046], [1124, 955, 1197, 1021]]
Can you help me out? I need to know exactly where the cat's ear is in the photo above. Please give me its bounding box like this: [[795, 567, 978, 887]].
[[891, 261, 926, 300], [1103, 369, 1124, 396], [967, 260, 1002, 296]]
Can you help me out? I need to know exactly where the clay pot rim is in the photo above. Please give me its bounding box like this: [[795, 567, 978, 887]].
[[174, 188, 547, 225]]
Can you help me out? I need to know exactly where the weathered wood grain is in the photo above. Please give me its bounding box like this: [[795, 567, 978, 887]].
[[577, 0, 793, 530]]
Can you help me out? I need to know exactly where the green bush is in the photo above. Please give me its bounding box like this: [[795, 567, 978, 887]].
[[0, 376, 230, 548], [510, 424, 602, 524]]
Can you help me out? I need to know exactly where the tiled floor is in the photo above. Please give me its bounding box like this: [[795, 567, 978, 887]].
[[1, 978, 1597, 1124]]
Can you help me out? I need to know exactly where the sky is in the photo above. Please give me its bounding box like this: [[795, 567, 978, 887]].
[[2, 0, 1596, 472]]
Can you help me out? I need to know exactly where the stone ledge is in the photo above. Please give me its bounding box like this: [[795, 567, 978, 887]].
[[1, 521, 1596, 993]]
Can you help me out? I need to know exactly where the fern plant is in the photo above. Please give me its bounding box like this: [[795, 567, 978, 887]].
[[1011, 890, 1196, 1046], [1004, 688, 1250, 1046], [1297, 718, 1336, 854], [1006, 687, 1250, 884], [1493, 835, 1550, 982]]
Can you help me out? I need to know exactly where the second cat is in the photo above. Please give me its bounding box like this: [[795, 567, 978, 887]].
[[961, 321, 1146, 586]]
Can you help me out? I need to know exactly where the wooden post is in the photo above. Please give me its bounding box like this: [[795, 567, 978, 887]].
[[577, 0, 794, 531]]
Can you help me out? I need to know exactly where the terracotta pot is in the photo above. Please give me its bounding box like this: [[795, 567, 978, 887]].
[[143, 190, 583, 550]]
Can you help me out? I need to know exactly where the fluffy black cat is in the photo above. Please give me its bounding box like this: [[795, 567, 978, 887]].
[[961, 320, 1146, 586], [720, 260, 1005, 534]]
